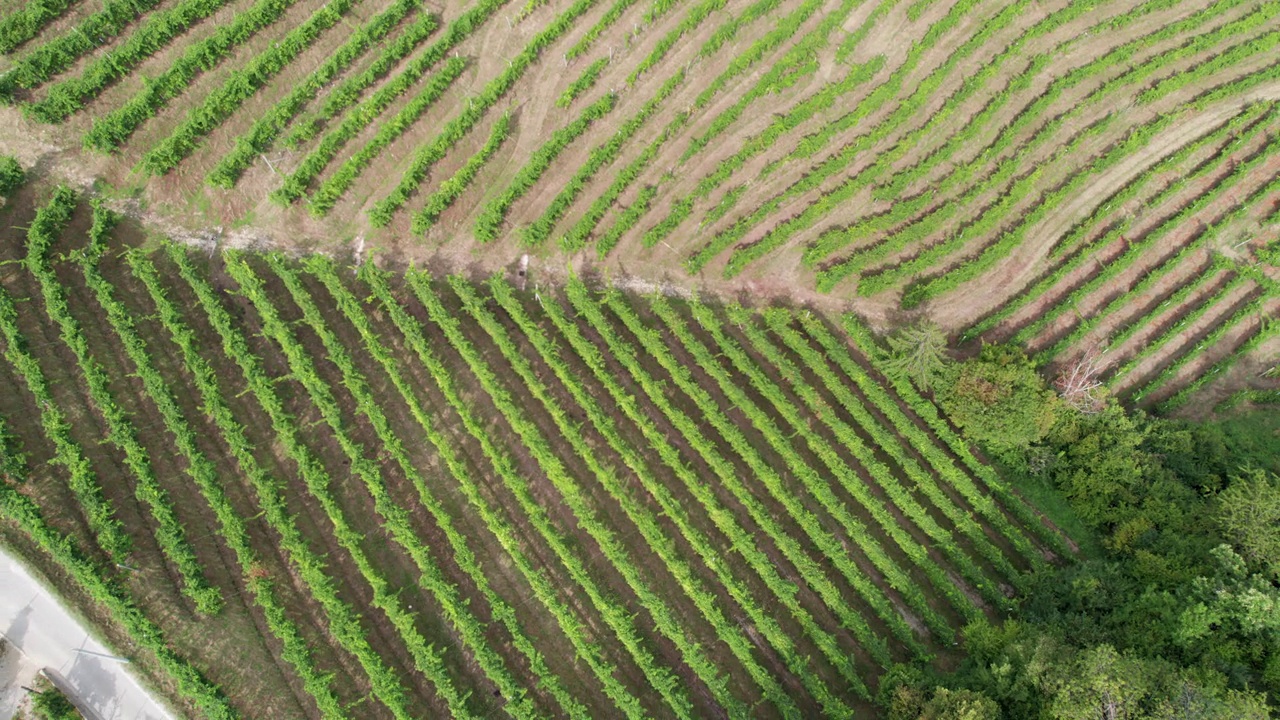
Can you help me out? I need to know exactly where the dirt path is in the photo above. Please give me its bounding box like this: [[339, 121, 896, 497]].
[[0, 547, 176, 720]]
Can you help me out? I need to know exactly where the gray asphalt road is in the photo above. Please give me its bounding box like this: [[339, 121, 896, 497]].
[[0, 547, 177, 720]]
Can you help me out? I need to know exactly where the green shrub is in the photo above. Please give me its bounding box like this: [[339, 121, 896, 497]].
[[31, 685, 81, 720], [937, 344, 1059, 459], [0, 156, 23, 195]]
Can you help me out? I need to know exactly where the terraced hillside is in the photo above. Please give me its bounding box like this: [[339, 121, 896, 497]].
[[0, 185, 1071, 718], [2, 0, 1279, 409]]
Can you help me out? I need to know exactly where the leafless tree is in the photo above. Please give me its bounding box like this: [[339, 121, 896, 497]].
[[1054, 346, 1107, 413]]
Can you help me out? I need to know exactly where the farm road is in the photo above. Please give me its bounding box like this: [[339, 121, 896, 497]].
[[0, 547, 175, 720]]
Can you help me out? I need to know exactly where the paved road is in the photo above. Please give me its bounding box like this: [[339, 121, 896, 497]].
[[0, 547, 177, 720]]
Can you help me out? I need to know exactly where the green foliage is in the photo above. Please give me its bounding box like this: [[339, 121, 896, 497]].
[[1258, 239, 1280, 266], [82, 0, 298, 150], [0, 0, 164, 99], [3, 188, 128, 558], [1216, 470, 1280, 580], [368, 0, 601, 226], [927, 619, 1273, 720], [30, 685, 80, 720], [142, 0, 367, 175], [411, 111, 511, 233], [0, 0, 73, 55], [473, 92, 616, 241], [0, 155, 23, 195], [556, 57, 607, 108], [937, 344, 1059, 459], [886, 684, 998, 720], [678, 298, 959, 641], [25, 0, 236, 123], [885, 321, 949, 390], [626, 0, 725, 85], [567, 0, 831, 254]]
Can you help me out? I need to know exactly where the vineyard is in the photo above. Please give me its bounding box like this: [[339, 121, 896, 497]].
[[0, 0, 1277, 409], [0, 185, 1074, 717], [1, 0, 1279, 715]]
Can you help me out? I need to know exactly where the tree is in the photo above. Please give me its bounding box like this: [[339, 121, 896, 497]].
[[936, 344, 1058, 459], [1216, 469, 1280, 580], [885, 321, 949, 390], [1050, 645, 1153, 720], [1054, 346, 1107, 414]]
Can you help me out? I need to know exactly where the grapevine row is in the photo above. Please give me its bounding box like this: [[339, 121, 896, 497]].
[[557, 57, 608, 108], [1010, 121, 1275, 348], [450, 277, 775, 717], [836, 314, 1074, 556], [206, 0, 425, 188], [731, 306, 1030, 601], [25, 191, 219, 613], [0, 0, 163, 97], [0, 0, 74, 54], [354, 263, 652, 720], [597, 284, 924, 656], [490, 276, 866, 709], [271, 0, 506, 204], [368, 0, 602, 226], [1104, 262, 1230, 354], [769, 311, 1061, 560], [800, 0, 1240, 268], [564, 0, 837, 252], [1036, 165, 1280, 363], [0, 449, 237, 719], [708, 0, 1258, 278], [664, 296, 963, 637], [529, 70, 684, 249], [412, 112, 511, 233], [265, 254, 579, 719], [959, 101, 1271, 342], [308, 55, 467, 215], [406, 271, 701, 719], [563, 277, 895, 669], [0, 274, 129, 559], [1126, 293, 1271, 404], [25, 0, 236, 123], [172, 247, 458, 720], [630, 0, 852, 249], [141, 0, 369, 175], [1157, 311, 1280, 412], [91, 242, 343, 717], [82, 0, 304, 151], [474, 92, 616, 241]]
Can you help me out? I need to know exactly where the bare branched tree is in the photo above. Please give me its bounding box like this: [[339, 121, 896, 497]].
[[1054, 346, 1107, 414]]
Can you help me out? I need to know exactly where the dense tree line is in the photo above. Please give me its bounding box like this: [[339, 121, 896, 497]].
[[878, 330, 1280, 719]]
